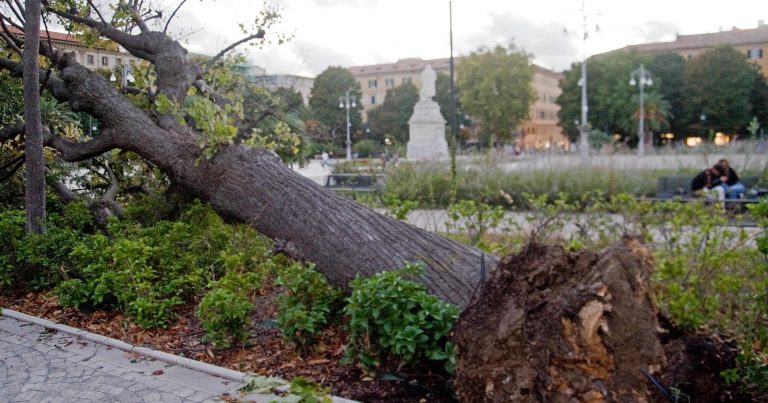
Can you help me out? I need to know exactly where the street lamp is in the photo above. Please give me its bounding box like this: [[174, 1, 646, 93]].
[[629, 64, 653, 156], [339, 89, 356, 160], [700, 112, 706, 139], [110, 62, 135, 87]]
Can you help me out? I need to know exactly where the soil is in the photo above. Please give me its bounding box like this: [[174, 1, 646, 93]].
[[0, 287, 454, 403], [451, 237, 750, 403]]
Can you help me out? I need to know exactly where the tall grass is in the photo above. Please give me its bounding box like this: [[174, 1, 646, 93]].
[[383, 160, 713, 208]]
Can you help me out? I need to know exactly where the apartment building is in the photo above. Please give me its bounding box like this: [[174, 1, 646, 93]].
[[618, 20, 768, 77], [348, 57, 567, 150], [8, 26, 139, 71]]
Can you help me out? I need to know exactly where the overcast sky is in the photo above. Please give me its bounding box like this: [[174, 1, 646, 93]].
[[166, 0, 767, 76]]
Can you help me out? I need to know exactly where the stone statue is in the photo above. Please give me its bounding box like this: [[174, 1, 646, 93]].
[[419, 64, 437, 100], [408, 64, 448, 160]]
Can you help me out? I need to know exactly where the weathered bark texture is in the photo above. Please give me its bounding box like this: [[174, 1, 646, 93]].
[[452, 238, 665, 402], [22, 0, 45, 233]]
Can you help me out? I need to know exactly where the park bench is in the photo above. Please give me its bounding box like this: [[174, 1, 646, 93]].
[[324, 173, 385, 199], [655, 176, 762, 200]]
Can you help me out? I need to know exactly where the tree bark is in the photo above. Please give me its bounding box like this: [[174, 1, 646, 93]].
[[22, 0, 45, 234]]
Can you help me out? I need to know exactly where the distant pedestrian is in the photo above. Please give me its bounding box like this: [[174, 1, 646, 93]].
[[321, 151, 330, 168]]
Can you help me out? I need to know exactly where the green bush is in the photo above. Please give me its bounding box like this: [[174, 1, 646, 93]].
[[53, 201, 276, 328], [353, 139, 381, 159], [275, 263, 341, 348], [344, 264, 459, 373], [197, 287, 254, 347]]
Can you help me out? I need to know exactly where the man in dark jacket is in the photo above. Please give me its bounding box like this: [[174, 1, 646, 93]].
[[691, 165, 724, 200]]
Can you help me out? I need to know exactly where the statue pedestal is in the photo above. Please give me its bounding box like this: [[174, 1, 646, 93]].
[[407, 100, 448, 160]]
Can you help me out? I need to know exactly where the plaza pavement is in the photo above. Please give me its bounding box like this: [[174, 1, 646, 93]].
[[0, 309, 355, 403]]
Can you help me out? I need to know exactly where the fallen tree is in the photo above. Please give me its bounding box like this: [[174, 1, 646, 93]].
[[0, 1, 494, 307]]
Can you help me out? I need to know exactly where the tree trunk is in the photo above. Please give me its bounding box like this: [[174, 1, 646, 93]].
[[22, 0, 45, 234], [32, 56, 496, 308]]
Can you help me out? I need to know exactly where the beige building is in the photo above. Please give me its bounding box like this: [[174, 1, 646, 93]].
[[8, 27, 140, 72], [517, 66, 567, 150], [348, 57, 567, 149], [617, 20, 768, 77]]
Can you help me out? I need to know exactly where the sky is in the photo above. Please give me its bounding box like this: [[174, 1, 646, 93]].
[[165, 0, 767, 76]]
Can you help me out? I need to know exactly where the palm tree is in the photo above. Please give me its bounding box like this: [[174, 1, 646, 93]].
[[633, 91, 673, 145]]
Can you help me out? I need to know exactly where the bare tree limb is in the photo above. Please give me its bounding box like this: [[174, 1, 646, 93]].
[[45, 167, 81, 202], [85, 0, 108, 24], [203, 29, 265, 74], [46, 131, 118, 162], [163, 0, 187, 34]]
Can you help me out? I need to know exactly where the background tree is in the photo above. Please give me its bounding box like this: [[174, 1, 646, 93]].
[[457, 44, 535, 146], [682, 45, 756, 134], [366, 82, 418, 144], [748, 69, 768, 135], [308, 66, 362, 146], [558, 51, 673, 147], [646, 52, 686, 136], [22, 0, 44, 233]]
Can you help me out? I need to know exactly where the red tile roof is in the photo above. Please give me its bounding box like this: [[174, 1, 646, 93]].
[[5, 25, 79, 44]]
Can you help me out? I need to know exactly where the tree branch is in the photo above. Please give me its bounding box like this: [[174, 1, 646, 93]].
[[0, 155, 24, 182], [163, 0, 188, 34], [192, 79, 232, 106], [0, 121, 24, 141], [85, 0, 108, 24], [46, 130, 118, 162], [203, 29, 265, 74], [45, 7, 156, 62], [46, 167, 81, 202]]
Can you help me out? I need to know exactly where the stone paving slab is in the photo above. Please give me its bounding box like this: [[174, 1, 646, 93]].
[[0, 310, 358, 403]]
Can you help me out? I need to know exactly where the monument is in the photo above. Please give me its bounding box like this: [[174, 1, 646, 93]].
[[407, 64, 449, 160]]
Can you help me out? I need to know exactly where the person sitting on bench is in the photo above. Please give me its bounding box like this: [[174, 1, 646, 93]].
[[715, 159, 746, 199], [691, 164, 725, 200]]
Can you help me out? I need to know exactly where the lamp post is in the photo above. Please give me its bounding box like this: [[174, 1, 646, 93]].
[[339, 89, 356, 160], [110, 62, 135, 87], [700, 112, 706, 140], [629, 64, 653, 156]]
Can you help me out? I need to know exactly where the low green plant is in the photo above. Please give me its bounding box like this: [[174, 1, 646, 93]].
[[382, 194, 419, 221], [446, 199, 505, 247], [275, 263, 342, 348], [197, 287, 254, 347], [344, 263, 459, 373]]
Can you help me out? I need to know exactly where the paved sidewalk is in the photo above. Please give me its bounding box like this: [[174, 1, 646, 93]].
[[0, 313, 247, 402]]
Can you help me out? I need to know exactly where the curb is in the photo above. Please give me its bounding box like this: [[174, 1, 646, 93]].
[[0, 308, 247, 382]]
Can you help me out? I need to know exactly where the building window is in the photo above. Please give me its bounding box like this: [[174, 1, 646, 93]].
[[101, 56, 109, 66], [115, 58, 122, 65], [539, 111, 546, 119], [86, 54, 95, 65], [747, 48, 764, 59], [371, 95, 377, 105], [368, 79, 378, 88], [402, 77, 412, 84], [385, 78, 395, 88]]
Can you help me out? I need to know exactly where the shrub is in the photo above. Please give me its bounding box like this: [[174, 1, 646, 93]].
[[344, 263, 459, 373], [353, 139, 381, 158], [197, 287, 254, 347], [275, 263, 341, 348]]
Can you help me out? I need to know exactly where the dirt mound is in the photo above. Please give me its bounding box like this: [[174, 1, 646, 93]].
[[452, 238, 665, 402]]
